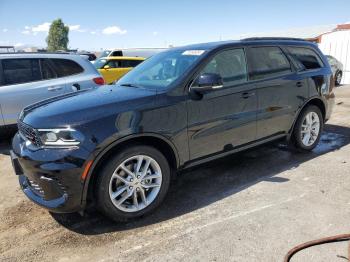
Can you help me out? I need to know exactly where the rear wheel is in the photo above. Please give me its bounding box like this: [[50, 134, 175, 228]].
[[292, 105, 323, 151], [335, 71, 342, 86], [96, 145, 171, 222]]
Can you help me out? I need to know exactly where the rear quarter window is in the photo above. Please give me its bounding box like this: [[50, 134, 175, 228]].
[[287, 47, 324, 70], [247, 46, 292, 80], [50, 58, 84, 77]]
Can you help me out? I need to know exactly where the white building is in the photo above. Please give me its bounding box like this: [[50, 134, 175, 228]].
[[318, 24, 350, 84]]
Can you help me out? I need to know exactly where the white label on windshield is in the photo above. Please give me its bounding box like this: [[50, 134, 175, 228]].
[[182, 50, 205, 56]]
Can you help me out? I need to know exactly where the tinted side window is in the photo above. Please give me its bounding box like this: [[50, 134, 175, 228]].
[[41, 59, 57, 80], [287, 47, 323, 70], [106, 60, 121, 68], [2, 59, 41, 85], [121, 60, 143, 68], [50, 59, 84, 77], [201, 49, 248, 87], [248, 47, 291, 80], [111, 51, 123, 56]]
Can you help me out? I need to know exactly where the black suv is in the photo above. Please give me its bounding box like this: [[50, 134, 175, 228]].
[[11, 38, 335, 221]]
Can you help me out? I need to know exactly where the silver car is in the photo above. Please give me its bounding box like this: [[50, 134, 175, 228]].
[[0, 53, 104, 132], [326, 55, 343, 86]]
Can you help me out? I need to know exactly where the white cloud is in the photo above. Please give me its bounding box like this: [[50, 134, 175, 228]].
[[14, 43, 24, 47], [102, 26, 127, 35], [69, 24, 86, 32], [22, 22, 51, 35], [69, 24, 80, 31], [90, 31, 97, 35], [153, 31, 158, 36], [2, 28, 8, 33], [31, 22, 51, 33]]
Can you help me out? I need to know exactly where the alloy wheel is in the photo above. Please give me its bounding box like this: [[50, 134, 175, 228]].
[[336, 72, 342, 85], [300, 111, 320, 147], [109, 155, 162, 212]]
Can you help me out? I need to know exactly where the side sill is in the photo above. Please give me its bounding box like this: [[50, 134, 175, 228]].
[[181, 133, 287, 170]]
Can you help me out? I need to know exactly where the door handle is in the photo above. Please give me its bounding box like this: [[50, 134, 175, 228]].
[[296, 82, 303, 87], [241, 92, 255, 99], [72, 83, 81, 91], [48, 86, 63, 91]]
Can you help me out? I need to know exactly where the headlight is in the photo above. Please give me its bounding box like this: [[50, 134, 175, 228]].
[[38, 128, 84, 147]]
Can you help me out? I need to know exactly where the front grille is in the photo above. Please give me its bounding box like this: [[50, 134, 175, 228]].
[[27, 179, 45, 196], [18, 121, 42, 147]]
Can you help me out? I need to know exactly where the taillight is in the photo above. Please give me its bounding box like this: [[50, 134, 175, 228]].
[[93, 77, 105, 85]]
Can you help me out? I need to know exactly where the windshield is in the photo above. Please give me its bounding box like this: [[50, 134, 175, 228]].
[[97, 50, 111, 59], [117, 49, 206, 89], [94, 58, 107, 69]]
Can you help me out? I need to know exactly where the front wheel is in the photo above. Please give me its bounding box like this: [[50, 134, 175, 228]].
[[292, 105, 323, 151], [96, 145, 171, 222]]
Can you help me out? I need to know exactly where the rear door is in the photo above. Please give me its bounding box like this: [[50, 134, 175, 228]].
[[187, 48, 257, 160], [246, 46, 307, 139], [0, 58, 67, 126]]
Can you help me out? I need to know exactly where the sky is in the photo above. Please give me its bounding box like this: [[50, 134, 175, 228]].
[[1, 0, 350, 51]]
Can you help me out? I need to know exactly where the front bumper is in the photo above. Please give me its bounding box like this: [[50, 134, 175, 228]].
[[11, 132, 92, 213]]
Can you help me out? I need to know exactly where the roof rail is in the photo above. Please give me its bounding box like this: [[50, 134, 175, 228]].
[[0, 52, 78, 55], [241, 37, 307, 42]]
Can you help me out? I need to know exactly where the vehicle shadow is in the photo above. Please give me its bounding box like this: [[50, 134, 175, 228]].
[[46, 124, 350, 234]]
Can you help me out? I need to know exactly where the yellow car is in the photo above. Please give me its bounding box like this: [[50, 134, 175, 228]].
[[94, 56, 145, 84]]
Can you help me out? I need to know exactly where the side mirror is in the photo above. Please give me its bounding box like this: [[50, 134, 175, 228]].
[[103, 65, 110, 69], [190, 73, 223, 93]]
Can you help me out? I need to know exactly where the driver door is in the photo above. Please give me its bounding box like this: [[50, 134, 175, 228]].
[[102, 60, 125, 84], [187, 48, 257, 160]]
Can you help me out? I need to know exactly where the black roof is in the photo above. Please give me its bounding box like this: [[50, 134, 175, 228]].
[[241, 37, 307, 42], [173, 37, 315, 52]]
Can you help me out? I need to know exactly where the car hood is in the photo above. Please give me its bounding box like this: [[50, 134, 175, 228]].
[[22, 85, 157, 128]]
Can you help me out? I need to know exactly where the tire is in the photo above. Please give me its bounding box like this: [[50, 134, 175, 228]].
[[335, 71, 342, 86], [96, 145, 171, 222], [292, 105, 323, 151]]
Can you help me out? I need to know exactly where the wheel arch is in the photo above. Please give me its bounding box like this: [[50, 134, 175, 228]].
[[288, 97, 326, 138], [336, 69, 343, 75], [81, 133, 180, 206]]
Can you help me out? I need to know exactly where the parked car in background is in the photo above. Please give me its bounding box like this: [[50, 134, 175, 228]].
[[0, 53, 104, 135], [11, 38, 334, 222], [97, 48, 167, 59], [326, 55, 343, 86], [78, 52, 97, 61], [94, 56, 145, 84]]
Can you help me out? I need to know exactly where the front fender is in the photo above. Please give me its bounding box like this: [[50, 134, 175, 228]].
[[80, 132, 180, 207]]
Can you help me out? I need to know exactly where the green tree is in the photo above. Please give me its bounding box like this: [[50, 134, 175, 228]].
[[46, 19, 69, 51]]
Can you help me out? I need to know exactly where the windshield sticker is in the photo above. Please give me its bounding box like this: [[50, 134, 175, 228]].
[[182, 50, 205, 56]]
